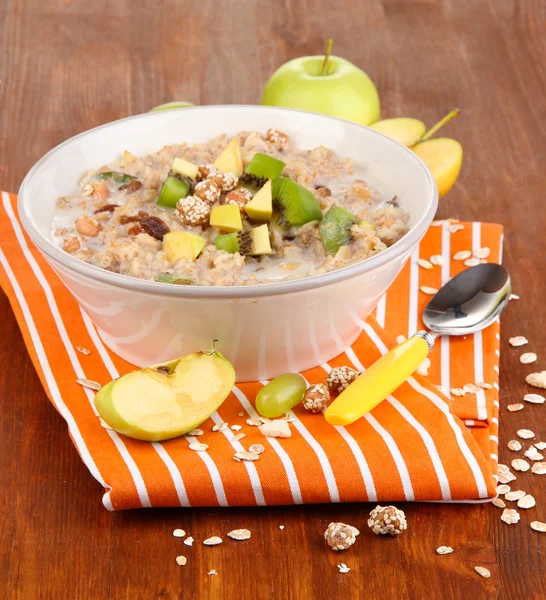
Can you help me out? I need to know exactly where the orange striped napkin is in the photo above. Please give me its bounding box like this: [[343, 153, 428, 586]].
[[0, 191, 503, 510]]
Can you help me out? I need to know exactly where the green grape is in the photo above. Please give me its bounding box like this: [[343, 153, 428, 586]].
[[256, 374, 306, 418]]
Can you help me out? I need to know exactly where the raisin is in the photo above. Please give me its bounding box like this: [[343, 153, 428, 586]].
[[119, 180, 143, 193], [94, 204, 120, 214], [127, 224, 143, 236], [120, 213, 147, 224], [140, 216, 170, 240]]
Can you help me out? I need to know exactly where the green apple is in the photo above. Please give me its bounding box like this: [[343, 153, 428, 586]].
[[94, 349, 236, 441], [261, 40, 380, 126], [149, 101, 194, 112]]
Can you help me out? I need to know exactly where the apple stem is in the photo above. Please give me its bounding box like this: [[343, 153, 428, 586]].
[[210, 339, 219, 354], [420, 108, 460, 142], [320, 38, 334, 76]]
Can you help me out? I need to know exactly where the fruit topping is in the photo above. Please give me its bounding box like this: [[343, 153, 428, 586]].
[[224, 188, 253, 212], [194, 180, 221, 205], [256, 373, 306, 418], [214, 138, 243, 176], [215, 231, 252, 255], [94, 204, 120, 214], [250, 224, 273, 255], [319, 205, 358, 256], [176, 196, 211, 227], [163, 231, 206, 262], [96, 171, 136, 185], [209, 205, 243, 232], [157, 172, 192, 208], [271, 177, 322, 226], [244, 180, 273, 221], [244, 153, 286, 184], [140, 216, 170, 241], [155, 274, 194, 285], [171, 157, 199, 180], [75, 216, 101, 237]]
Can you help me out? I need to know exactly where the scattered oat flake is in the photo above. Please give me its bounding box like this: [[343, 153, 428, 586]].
[[76, 378, 101, 391], [474, 566, 491, 579], [520, 352, 537, 364], [453, 250, 472, 261], [517, 429, 535, 440], [207, 569, 217, 576], [509, 336, 528, 347], [507, 404, 524, 412], [511, 459, 530, 472], [258, 419, 291, 438], [524, 393, 545, 404], [337, 563, 350, 574], [233, 451, 260, 462], [530, 521, 546, 532], [246, 418, 261, 427], [517, 494, 536, 509], [279, 525, 285, 530], [420, 286, 438, 295], [173, 529, 186, 538], [509, 294, 520, 301], [501, 508, 520, 524], [498, 471, 517, 484], [507, 440, 522, 452], [187, 428, 203, 436], [464, 258, 481, 267], [430, 220, 444, 227], [418, 258, 433, 269], [531, 462, 546, 475], [436, 546, 454, 555], [449, 224, 465, 233], [450, 387, 465, 397], [492, 498, 505, 509], [238, 412, 244, 417], [203, 536, 222, 546], [463, 383, 481, 394], [535, 442, 546, 451], [227, 529, 251, 541], [474, 247, 490, 259], [504, 490, 525, 501], [248, 443, 265, 455], [212, 422, 228, 432], [188, 442, 209, 452], [526, 371, 546, 389], [496, 484, 511, 495], [232, 433, 246, 441], [524, 447, 544, 461], [429, 254, 444, 266], [184, 536, 194, 547], [76, 346, 91, 355], [231, 425, 242, 432], [175, 556, 187, 566], [476, 382, 493, 389]]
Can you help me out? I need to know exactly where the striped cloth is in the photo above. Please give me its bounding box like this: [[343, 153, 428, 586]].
[[0, 191, 503, 510]]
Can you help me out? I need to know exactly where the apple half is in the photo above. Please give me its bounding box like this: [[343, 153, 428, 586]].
[[94, 350, 235, 441]]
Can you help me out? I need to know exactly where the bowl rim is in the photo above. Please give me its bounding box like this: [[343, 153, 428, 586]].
[[18, 104, 438, 299]]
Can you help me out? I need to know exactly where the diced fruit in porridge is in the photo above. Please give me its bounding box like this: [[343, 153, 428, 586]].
[[210, 205, 243, 232], [413, 138, 463, 197], [94, 349, 236, 441], [157, 174, 191, 208], [369, 118, 426, 147], [244, 180, 273, 221], [123, 151, 137, 165], [320, 205, 358, 256], [214, 138, 243, 176], [250, 224, 273, 256], [245, 153, 286, 180], [272, 177, 322, 226], [171, 157, 199, 180], [156, 274, 194, 285], [358, 219, 376, 231], [256, 373, 307, 418], [163, 231, 206, 262], [96, 171, 136, 185]]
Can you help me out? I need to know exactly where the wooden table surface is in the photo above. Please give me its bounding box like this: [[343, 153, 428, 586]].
[[1, 0, 545, 598]]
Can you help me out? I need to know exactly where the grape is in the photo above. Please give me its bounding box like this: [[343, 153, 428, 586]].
[[256, 374, 306, 418]]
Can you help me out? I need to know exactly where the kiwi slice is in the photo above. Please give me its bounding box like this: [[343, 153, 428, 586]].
[[157, 172, 192, 208], [319, 205, 358, 256], [155, 274, 193, 285], [96, 171, 136, 185], [271, 177, 323, 227], [214, 231, 252, 255], [240, 153, 286, 188]]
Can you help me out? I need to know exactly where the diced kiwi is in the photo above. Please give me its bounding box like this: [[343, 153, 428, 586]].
[[157, 172, 192, 208], [271, 177, 323, 227], [96, 171, 136, 185], [246, 153, 285, 179], [215, 231, 252, 255], [155, 274, 193, 285], [319, 205, 358, 256]]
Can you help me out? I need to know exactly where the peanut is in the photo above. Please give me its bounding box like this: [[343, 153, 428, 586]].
[[75, 216, 101, 237]]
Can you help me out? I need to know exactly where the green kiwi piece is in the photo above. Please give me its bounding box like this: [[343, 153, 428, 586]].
[[319, 205, 358, 256], [96, 171, 136, 185], [214, 231, 252, 255], [245, 153, 285, 179], [155, 274, 193, 285], [157, 172, 192, 208], [271, 177, 323, 227]]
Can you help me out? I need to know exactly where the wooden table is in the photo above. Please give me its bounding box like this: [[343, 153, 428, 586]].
[[1, 0, 545, 598]]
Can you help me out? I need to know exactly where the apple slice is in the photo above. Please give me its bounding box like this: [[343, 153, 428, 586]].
[[413, 138, 463, 197], [214, 138, 244, 176], [369, 118, 426, 147], [94, 350, 236, 441], [244, 180, 273, 221]]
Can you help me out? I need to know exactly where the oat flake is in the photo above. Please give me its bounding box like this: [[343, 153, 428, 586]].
[[520, 352, 537, 364], [233, 451, 260, 461], [188, 442, 209, 452], [492, 498, 505, 509], [232, 433, 246, 441], [517, 494, 536, 509], [524, 393, 545, 404], [476, 382, 493, 389], [207, 569, 217, 576], [187, 428, 203, 436], [258, 419, 291, 438], [524, 447, 544, 461], [430, 254, 444, 266], [175, 556, 187, 566], [248, 443, 265, 455], [246, 418, 262, 427], [450, 387, 466, 397], [76, 378, 101, 391], [337, 563, 350, 574], [436, 546, 454, 555], [420, 286, 439, 295], [474, 247, 490, 259], [463, 258, 481, 267], [534, 442, 546, 451], [76, 346, 91, 355], [212, 422, 228, 432], [496, 484, 511, 495], [418, 258, 433, 269], [453, 250, 472, 261], [511, 459, 530, 472], [507, 440, 522, 452], [449, 224, 465, 233], [530, 521, 546, 532], [231, 425, 242, 432], [203, 536, 222, 546], [184, 536, 194, 546], [463, 383, 481, 394], [501, 508, 520, 524], [227, 529, 251, 541], [509, 336, 528, 347], [172, 529, 186, 538], [517, 429, 535, 439], [507, 404, 524, 412], [474, 566, 491, 578], [504, 490, 525, 501], [526, 371, 546, 389], [531, 462, 546, 475]]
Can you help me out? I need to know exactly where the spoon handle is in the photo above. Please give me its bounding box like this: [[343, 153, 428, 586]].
[[324, 333, 434, 426]]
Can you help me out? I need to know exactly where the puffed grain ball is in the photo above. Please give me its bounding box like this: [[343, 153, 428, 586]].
[[326, 367, 359, 395], [211, 171, 238, 192], [176, 195, 211, 226], [324, 522, 360, 551], [194, 180, 221, 205], [265, 128, 289, 148], [196, 163, 217, 181], [368, 505, 407, 536], [224, 188, 253, 212], [303, 384, 330, 413]]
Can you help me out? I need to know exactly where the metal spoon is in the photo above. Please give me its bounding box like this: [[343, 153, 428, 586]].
[[325, 263, 511, 426]]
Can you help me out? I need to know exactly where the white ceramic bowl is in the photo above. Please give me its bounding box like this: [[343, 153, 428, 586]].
[[19, 106, 437, 381]]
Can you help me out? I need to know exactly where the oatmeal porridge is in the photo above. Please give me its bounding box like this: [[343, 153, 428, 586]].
[[52, 128, 410, 286]]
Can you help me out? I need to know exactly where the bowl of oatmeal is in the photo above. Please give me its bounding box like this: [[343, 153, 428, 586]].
[[19, 106, 437, 381]]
